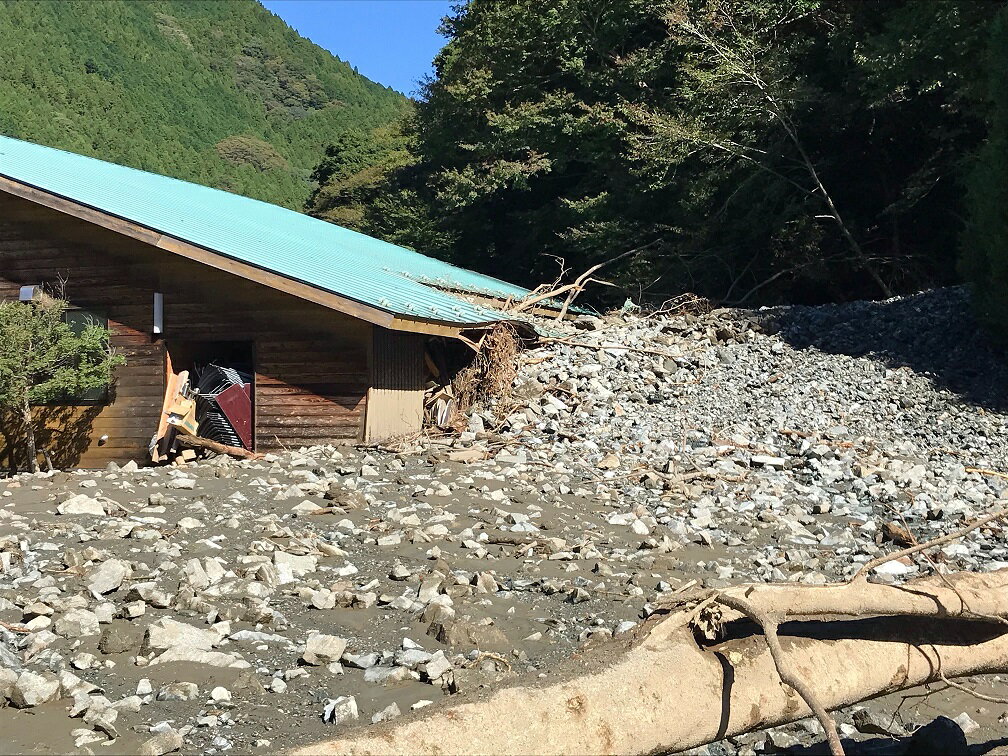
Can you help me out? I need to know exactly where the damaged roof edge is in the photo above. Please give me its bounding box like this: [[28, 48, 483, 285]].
[[0, 135, 537, 328], [0, 173, 526, 336]]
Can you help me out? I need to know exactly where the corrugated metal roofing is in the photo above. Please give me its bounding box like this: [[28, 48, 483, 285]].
[[0, 135, 532, 326]]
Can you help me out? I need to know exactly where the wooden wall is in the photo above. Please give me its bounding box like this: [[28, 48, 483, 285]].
[[0, 191, 371, 468]]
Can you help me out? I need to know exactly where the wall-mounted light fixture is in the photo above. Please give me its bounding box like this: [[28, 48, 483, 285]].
[[19, 285, 40, 302], [153, 292, 164, 335]]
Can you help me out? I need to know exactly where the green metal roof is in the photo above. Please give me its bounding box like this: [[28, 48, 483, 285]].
[[0, 135, 533, 326]]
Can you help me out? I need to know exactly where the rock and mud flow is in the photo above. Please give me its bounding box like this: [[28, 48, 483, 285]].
[[1, 286, 1007, 755]]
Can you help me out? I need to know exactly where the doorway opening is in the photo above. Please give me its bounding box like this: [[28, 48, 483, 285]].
[[163, 340, 255, 453]]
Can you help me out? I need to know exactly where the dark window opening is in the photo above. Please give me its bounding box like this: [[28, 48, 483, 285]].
[[35, 307, 112, 405]]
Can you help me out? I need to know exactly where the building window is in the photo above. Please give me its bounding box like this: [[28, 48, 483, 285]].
[[36, 308, 113, 405]]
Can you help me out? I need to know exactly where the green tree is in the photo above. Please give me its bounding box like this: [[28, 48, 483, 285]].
[[316, 0, 1001, 307], [961, 8, 1008, 342], [0, 291, 125, 472], [0, 0, 409, 210]]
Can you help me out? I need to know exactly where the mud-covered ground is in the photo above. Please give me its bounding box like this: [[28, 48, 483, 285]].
[[1, 287, 1007, 755]]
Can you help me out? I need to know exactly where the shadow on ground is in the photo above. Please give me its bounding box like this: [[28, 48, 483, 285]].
[[760, 287, 1008, 411], [780, 719, 1007, 755]]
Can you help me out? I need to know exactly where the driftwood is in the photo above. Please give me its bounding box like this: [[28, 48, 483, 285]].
[[299, 514, 1008, 756], [299, 570, 1008, 756], [175, 434, 261, 460]]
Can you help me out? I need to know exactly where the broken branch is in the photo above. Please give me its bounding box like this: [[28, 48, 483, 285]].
[[175, 434, 262, 460]]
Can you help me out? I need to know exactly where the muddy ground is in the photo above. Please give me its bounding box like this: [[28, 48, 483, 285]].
[[2, 286, 1008, 755]]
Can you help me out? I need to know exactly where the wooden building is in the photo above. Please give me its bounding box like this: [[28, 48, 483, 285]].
[[0, 136, 530, 469]]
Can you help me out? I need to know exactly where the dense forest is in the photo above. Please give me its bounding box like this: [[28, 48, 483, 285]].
[[1, 0, 1004, 336], [0, 0, 408, 209], [311, 0, 1008, 333]]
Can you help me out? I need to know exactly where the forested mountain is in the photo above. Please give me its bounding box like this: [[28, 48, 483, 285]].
[[0, 0, 408, 209], [313, 0, 1007, 315]]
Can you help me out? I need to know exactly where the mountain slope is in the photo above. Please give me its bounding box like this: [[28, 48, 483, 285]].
[[0, 0, 409, 209]]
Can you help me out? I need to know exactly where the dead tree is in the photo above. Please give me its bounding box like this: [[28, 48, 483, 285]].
[[299, 513, 1008, 756]]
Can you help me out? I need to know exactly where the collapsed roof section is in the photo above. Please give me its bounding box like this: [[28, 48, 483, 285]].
[[0, 135, 534, 334]]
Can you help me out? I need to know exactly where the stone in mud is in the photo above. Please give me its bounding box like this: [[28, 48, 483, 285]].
[[210, 686, 232, 703], [139, 729, 184, 756], [322, 695, 358, 725], [145, 617, 218, 652], [422, 650, 453, 681], [951, 712, 979, 735], [148, 647, 249, 668], [302, 633, 348, 666], [371, 702, 402, 723], [274, 550, 318, 578], [428, 619, 508, 651], [342, 651, 381, 669], [86, 559, 131, 595], [156, 682, 199, 701], [363, 665, 418, 684], [83, 702, 120, 738], [0, 644, 21, 671], [324, 482, 365, 509], [56, 494, 106, 516], [127, 582, 172, 608], [0, 667, 18, 701], [9, 670, 60, 708], [851, 708, 904, 736], [55, 609, 100, 638], [99, 622, 144, 655], [597, 453, 620, 470]]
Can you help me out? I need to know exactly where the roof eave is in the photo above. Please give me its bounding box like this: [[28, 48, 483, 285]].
[[0, 173, 505, 337]]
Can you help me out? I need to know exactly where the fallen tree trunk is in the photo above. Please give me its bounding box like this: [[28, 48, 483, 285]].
[[298, 570, 1008, 756], [175, 434, 261, 460]]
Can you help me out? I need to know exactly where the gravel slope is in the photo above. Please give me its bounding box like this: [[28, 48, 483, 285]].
[[0, 286, 1006, 755]]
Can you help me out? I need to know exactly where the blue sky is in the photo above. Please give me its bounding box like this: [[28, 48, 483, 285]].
[[260, 0, 455, 97]]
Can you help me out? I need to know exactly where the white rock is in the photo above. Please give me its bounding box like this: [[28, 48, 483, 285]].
[[274, 551, 317, 579], [210, 686, 231, 703], [302, 634, 348, 666], [322, 695, 359, 725], [86, 559, 131, 595], [146, 618, 219, 652], [10, 670, 60, 708], [56, 494, 106, 516]]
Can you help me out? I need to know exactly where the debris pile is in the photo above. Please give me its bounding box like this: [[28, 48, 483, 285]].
[[1, 286, 1007, 753]]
